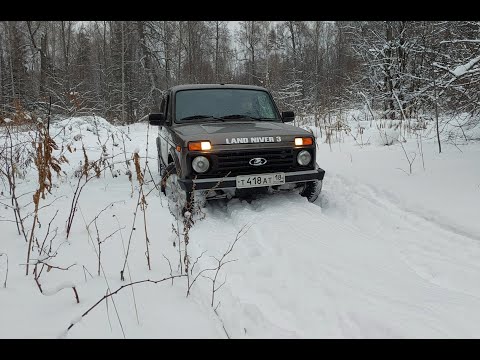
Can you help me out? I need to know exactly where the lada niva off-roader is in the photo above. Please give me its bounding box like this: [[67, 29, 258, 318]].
[[147, 84, 325, 216]]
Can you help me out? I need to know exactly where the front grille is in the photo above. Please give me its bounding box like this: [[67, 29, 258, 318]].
[[208, 148, 300, 177]]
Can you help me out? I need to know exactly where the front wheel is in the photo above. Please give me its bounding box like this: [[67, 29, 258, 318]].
[[162, 163, 191, 218], [299, 179, 322, 203]]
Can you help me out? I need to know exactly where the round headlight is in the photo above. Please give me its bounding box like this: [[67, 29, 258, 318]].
[[297, 150, 312, 166], [192, 156, 210, 173]]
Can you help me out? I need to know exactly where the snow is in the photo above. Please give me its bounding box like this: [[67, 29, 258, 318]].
[[42, 282, 77, 296], [446, 115, 480, 141], [3, 118, 12, 123], [53, 116, 119, 138], [364, 126, 400, 146], [1, 115, 480, 338], [452, 56, 480, 77]]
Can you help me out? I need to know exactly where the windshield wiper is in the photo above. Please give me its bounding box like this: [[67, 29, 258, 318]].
[[220, 114, 263, 120], [180, 115, 225, 121]]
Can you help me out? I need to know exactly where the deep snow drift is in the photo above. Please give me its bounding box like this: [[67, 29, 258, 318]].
[[1, 115, 480, 338]]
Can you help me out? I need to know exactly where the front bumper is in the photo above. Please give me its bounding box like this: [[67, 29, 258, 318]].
[[178, 168, 326, 192]]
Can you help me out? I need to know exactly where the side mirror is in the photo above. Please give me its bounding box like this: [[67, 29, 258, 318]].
[[281, 111, 295, 122], [149, 113, 166, 126]]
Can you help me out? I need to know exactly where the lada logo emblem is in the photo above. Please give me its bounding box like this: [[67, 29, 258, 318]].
[[249, 158, 267, 166]]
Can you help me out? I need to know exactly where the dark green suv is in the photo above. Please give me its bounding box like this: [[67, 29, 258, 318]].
[[147, 84, 325, 215]]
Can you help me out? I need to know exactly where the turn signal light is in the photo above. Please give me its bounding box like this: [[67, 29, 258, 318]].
[[188, 141, 212, 151], [294, 137, 313, 146]]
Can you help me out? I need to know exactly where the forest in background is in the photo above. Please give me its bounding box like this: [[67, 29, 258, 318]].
[[0, 21, 478, 126]]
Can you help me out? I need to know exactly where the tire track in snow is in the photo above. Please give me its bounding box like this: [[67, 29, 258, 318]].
[[319, 173, 480, 301], [341, 173, 479, 243], [196, 196, 341, 337], [192, 190, 480, 337]]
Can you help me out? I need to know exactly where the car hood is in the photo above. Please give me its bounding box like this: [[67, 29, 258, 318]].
[[173, 121, 313, 146]]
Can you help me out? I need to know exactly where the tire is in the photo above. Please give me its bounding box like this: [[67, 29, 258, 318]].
[[162, 163, 191, 218], [299, 179, 322, 203]]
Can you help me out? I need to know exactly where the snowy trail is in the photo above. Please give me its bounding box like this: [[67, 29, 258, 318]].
[[326, 173, 480, 243], [323, 173, 480, 297], [3, 121, 480, 338], [189, 175, 480, 338]]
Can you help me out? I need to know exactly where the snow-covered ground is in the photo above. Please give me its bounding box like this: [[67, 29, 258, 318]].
[[1, 115, 480, 338]]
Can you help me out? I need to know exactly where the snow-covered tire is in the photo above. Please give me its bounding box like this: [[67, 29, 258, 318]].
[[299, 179, 322, 203], [162, 163, 190, 218]]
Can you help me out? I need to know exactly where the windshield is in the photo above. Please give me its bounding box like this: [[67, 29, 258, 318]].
[[174, 89, 279, 122]]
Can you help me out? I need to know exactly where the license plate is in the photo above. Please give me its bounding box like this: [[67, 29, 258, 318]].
[[236, 172, 285, 189]]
